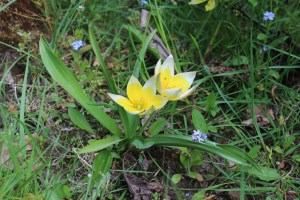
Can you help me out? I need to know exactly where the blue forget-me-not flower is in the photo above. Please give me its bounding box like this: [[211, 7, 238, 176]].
[[140, 0, 148, 6], [263, 45, 269, 52], [192, 130, 207, 143], [72, 40, 86, 51], [263, 11, 275, 21]]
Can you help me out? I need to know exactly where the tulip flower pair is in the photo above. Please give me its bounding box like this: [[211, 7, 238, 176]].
[[108, 55, 199, 115]]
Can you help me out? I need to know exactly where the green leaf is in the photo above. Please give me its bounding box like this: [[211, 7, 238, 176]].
[[206, 92, 219, 117], [77, 136, 123, 154], [283, 135, 295, 149], [246, 166, 281, 181], [248, 0, 257, 7], [248, 145, 261, 158], [292, 154, 300, 162], [192, 190, 206, 200], [149, 118, 167, 136], [93, 150, 113, 179], [273, 146, 283, 154], [131, 137, 154, 149], [224, 55, 249, 66], [257, 33, 268, 40], [39, 38, 122, 137], [171, 174, 182, 184], [68, 107, 95, 134], [192, 109, 207, 132]]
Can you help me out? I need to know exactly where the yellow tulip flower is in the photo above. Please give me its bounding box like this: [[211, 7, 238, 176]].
[[108, 76, 167, 115], [155, 55, 199, 101], [189, 0, 216, 11]]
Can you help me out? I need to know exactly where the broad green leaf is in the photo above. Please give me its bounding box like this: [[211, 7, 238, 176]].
[[92, 150, 113, 188], [144, 134, 258, 167], [171, 174, 182, 184], [246, 166, 281, 181], [149, 118, 167, 136], [192, 109, 207, 132], [39, 38, 122, 137], [68, 107, 95, 134], [77, 136, 123, 154]]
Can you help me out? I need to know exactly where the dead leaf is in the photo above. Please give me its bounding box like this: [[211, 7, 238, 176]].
[[122, 153, 161, 200], [204, 194, 216, 200], [196, 173, 204, 182], [6, 71, 15, 85], [0, 146, 14, 170], [25, 133, 38, 151], [93, 58, 99, 66], [242, 105, 275, 127], [8, 102, 17, 113]]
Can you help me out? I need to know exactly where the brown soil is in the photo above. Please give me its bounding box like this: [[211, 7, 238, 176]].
[[0, 0, 46, 45]]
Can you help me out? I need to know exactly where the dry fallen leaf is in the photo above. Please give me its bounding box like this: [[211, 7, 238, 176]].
[[242, 105, 275, 127]]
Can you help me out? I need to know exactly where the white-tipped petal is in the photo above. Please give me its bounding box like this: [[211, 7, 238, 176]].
[[163, 88, 182, 99], [161, 54, 174, 76], [155, 73, 162, 94], [154, 59, 162, 75], [143, 75, 156, 94], [176, 71, 197, 85], [176, 83, 200, 100], [107, 93, 142, 115]]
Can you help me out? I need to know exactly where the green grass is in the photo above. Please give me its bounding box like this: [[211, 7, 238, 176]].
[[0, 0, 300, 199]]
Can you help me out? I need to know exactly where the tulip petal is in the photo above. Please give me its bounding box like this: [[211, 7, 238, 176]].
[[149, 95, 168, 110], [162, 88, 182, 100], [107, 93, 141, 114], [205, 0, 216, 11], [161, 54, 174, 76], [155, 74, 162, 94], [143, 75, 156, 94], [167, 74, 192, 93], [127, 76, 143, 105], [176, 71, 196, 85], [154, 59, 162, 75], [175, 83, 200, 100], [140, 106, 155, 116]]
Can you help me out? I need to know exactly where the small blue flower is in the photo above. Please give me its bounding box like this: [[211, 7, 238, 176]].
[[263, 11, 275, 21], [139, 0, 148, 6], [192, 130, 207, 143], [72, 40, 86, 51], [263, 45, 269, 52]]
